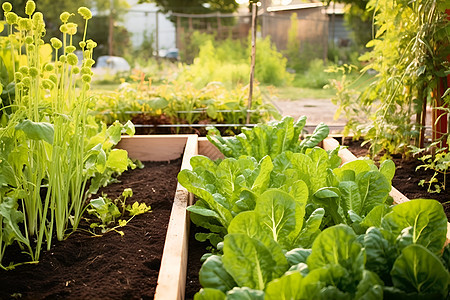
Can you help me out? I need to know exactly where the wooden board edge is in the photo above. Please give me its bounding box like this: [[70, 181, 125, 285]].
[[118, 135, 197, 161], [154, 135, 198, 300], [198, 137, 224, 160], [322, 137, 450, 246]]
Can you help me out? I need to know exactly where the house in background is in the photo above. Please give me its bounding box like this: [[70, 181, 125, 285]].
[[123, 0, 177, 53]]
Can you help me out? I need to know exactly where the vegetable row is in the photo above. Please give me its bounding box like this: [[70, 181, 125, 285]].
[[179, 116, 450, 299]]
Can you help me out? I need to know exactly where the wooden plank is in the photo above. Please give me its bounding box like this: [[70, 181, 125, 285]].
[[198, 137, 224, 160], [322, 137, 450, 246], [117, 135, 196, 161], [154, 135, 198, 300]]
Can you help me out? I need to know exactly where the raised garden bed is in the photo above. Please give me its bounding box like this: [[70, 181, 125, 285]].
[[0, 135, 198, 300]]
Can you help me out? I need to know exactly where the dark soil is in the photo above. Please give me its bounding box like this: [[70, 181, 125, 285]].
[[0, 159, 181, 300], [185, 223, 210, 300], [342, 138, 450, 220]]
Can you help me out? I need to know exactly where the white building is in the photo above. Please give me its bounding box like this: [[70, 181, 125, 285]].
[[123, 0, 176, 51]]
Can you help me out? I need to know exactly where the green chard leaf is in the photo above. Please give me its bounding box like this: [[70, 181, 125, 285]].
[[199, 255, 237, 293]]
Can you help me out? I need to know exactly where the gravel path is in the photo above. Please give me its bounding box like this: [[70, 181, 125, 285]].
[[272, 98, 348, 133]]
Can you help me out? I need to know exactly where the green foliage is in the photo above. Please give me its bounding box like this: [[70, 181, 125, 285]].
[[88, 188, 151, 234], [0, 2, 134, 268], [340, 0, 450, 157], [91, 78, 280, 134], [206, 116, 329, 161], [177, 31, 292, 87]]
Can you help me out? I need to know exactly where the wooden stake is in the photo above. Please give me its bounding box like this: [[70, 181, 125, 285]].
[[247, 3, 257, 125]]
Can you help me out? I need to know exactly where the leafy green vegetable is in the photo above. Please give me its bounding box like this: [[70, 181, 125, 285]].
[[381, 199, 447, 254], [199, 255, 237, 293], [390, 244, 449, 297], [207, 116, 329, 161]]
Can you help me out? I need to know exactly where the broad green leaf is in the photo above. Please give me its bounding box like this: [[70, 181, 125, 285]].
[[222, 233, 277, 290], [147, 97, 169, 110], [106, 149, 128, 173], [362, 227, 394, 282], [307, 224, 364, 274], [356, 171, 391, 214], [254, 189, 296, 246], [187, 205, 219, 218], [226, 287, 265, 300], [293, 207, 325, 248], [299, 122, 329, 150], [379, 159, 395, 182], [0, 197, 29, 247], [391, 244, 449, 296], [206, 104, 218, 119], [265, 271, 303, 300], [285, 248, 312, 265], [354, 270, 384, 300], [338, 181, 362, 215], [15, 120, 54, 144], [227, 211, 288, 275], [381, 199, 447, 254], [334, 160, 371, 180], [234, 189, 257, 213], [84, 143, 107, 174], [194, 288, 226, 300], [178, 170, 233, 228], [360, 204, 391, 228], [199, 255, 237, 293], [106, 121, 123, 145], [250, 155, 273, 194]]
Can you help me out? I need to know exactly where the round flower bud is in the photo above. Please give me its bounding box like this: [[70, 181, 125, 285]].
[[60, 12, 71, 23], [14, 72, 23, 81], [32, 12, 43, 24], [84, 83, 90, 90], [49, 74, 57, 84], [44, 63, 54, 72], [84, 58, 95, 67], [29, 67, 38, 77], [6, 12, 18, 25], [22, 77, 31, 87], [50, 37, 62, 49], [66, 23, 77, 35], [59, 24, 67, 34], [41, 79, 54, 90], [78, 7, 92, 20], [59, 55, 67, 63], [72, 66, 80, 74], [25, 0, 36, 16], [81, 66, 91, 75], [82, 74, 91, 83], [2, 2, 12, 13], [16, 82, 23, 89], [19, 66, 29, 75], [27, 44, 35, 53], [25, 36, 34, 44], [67, 53, 78, 66], [65, 45, 76, 53], [79, 41, 86, 49]]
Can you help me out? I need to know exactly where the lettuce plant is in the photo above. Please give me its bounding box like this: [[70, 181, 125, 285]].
[[194, 199, 449, 299], [206, 116, 329, 161]]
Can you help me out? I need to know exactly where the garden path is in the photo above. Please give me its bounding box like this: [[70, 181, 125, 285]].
[[272, 98, 347, 133]]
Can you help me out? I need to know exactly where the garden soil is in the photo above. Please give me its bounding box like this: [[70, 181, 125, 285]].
[[0, 159, 181, 300]]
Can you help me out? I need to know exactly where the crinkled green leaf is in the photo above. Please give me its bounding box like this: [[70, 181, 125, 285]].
[[222, 233, 279, 290], [265, 271, 304, 300], [106, 149, 128, 173]]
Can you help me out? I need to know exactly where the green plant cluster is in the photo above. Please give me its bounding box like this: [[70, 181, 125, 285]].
[[0, 2, 135, 269], [91, 76, 280, 133], [178, 116, 450, 299], [177, 31, 293, 88], [336, 0, 450, 157]]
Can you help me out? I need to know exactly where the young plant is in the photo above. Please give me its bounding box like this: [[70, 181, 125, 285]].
[[88, 188, 151, 235]]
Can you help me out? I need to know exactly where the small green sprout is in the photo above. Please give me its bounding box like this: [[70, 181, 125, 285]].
[[25, 0, 35, 16]]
